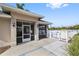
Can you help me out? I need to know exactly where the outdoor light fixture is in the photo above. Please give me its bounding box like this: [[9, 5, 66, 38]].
[[13, 22, 15, 27]]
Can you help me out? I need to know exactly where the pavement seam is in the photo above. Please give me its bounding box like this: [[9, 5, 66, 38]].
[[42, 47, 57, 56], [19, 47, 43, 56]]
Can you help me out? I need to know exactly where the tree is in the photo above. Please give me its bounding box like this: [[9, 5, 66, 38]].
[[16, 3, 25, 10]]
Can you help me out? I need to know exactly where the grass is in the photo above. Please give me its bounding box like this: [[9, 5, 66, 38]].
[[68, 33, 79, 56]]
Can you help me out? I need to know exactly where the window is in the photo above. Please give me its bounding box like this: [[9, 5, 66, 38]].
[[24, 35, 30, 39], [23, 26, 30, 34], [17, 27, 22, 37], [17, 22, 22, 27], [39, 25, 46, 35]]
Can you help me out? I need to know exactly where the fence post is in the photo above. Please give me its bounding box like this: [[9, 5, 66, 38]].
[[49, 30, 52, 38], [66, 30, 68, 43]]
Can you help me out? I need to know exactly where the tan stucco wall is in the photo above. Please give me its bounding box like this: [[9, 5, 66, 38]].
[[11, 12, 39, 22], [0, 18, 11, 42]]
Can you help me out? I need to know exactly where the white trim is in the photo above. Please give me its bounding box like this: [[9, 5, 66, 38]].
[[46, 25, 48, 37], [10, 16, 16, 46], [34, 22, 39, 41], [0, 14, 11, 18]]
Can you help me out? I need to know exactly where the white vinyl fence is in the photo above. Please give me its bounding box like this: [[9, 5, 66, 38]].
[[48, 30, 79, 42]]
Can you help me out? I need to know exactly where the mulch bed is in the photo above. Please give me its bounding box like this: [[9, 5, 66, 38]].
[[0, 45, 11, 54]]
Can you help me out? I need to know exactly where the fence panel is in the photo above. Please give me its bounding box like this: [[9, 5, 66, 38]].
[[48, 30, 79, 42]]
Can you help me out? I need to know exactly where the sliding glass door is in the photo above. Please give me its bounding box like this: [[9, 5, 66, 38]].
[[16, 21, 31, 44]]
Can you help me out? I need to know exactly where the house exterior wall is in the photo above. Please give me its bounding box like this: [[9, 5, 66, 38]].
[[0, 18, 11, 42], [0, 11, 48, 46], [11, 12, 40, 45]]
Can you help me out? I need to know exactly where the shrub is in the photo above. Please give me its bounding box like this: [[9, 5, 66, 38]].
[[68, 33, 79, 56]]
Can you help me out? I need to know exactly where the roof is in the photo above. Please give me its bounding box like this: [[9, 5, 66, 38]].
[[0, 12, 11, 18], [1, 5, 44, 18], [37, 20, 52, 25]]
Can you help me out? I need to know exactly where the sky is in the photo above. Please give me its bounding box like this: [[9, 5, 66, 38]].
[[8, 3, 79, 27]]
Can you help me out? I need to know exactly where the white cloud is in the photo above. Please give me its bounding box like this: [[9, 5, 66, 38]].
[[62, 4, 69, 7], [46, 3, 69, 9]]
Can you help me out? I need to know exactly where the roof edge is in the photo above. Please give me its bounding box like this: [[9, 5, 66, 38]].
[[1, 5, 44, 18]]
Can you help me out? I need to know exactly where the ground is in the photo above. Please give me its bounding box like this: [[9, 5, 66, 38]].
[[0, 38, 68, 56], [22, 40, 68, 56]]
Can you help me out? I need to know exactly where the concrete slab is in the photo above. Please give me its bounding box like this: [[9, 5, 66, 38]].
[[1, 38, 54, 56], [43, 41, 68, 56], [20, 40, 68, 56], [22, 48, 55, 56], [1, 38, 68, 56]]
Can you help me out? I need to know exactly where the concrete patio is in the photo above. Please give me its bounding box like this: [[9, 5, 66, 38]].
[[22, 40, 68, 56], [1, 38, 68, 56]]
